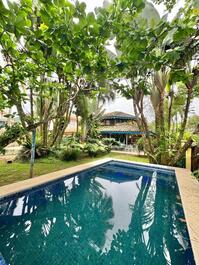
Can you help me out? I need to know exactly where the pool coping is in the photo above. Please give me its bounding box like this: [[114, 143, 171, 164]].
[[0, 157, 199, 265]]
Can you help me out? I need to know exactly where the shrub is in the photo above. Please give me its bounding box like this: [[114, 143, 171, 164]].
[[60, 136, 85, 150], [0, 123, 25, 154], [59, 148, 81, 161], [136, 137, 144, 152], [102, 137, 121, 147], [86, 138, 100, 144], [85, 143, 110, 157], [193, 170, 199, 180], [17, 139, 51, 161], [61, 135, 80, 145], [59, 136, 110, 159]]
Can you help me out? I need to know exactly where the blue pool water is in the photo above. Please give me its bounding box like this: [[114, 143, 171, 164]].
[[0, 161, 196, 265]]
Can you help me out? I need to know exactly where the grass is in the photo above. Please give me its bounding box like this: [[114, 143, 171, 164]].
[[0, 152, 148, 187]]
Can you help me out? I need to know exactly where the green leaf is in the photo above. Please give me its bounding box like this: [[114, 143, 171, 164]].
[[63, 62, 73, 74]]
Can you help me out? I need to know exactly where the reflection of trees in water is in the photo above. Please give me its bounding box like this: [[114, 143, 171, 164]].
[[0, 171, 194, 265], [100, 175, 153, 265], [103, 174, 194, 265], [0, 174, 114, 265]]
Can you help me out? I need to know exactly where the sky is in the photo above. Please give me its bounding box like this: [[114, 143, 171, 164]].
[[79, 0, 199, 117]]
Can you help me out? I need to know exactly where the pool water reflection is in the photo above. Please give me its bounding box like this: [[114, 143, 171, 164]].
[[0, 161, 196, 265]]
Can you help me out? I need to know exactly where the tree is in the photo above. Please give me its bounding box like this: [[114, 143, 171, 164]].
[[187, 115, 199, 132], [1, 0, 198, 168], [75, 93, 105, 140], [104, 0, 199, 165], [0, 0, 112, 149]]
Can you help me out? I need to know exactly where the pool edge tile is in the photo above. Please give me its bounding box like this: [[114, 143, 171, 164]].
[[175, 167, 199, 265], [0, 158, 112, 198]]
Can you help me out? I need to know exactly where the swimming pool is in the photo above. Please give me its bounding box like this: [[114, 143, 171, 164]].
[[0, 160, 196, 265]]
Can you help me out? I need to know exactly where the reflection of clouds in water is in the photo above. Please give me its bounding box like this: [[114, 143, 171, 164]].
[[142, 171, 157, 247], [64, 176, 78, 191], [0, 163, 195, 265], [96, 177, 142, 252], [13, 197, 25, 216]]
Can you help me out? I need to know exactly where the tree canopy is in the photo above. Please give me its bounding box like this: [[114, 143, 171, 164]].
[[0, 0, 113, 148], [100, 0, 199, 165], [0, 0, 198, 166]]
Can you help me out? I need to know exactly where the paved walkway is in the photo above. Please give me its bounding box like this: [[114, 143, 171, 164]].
[[112, 150, 145, 156]]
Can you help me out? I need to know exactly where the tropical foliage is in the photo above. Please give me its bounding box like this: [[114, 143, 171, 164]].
[[0, 0, 198, 168], [101, 0, 199, 165], [0, 0, 113, 149]]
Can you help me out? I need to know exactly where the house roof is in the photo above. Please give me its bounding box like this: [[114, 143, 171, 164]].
[[99, 123, 142, 135], [101, 111, 136, 121]]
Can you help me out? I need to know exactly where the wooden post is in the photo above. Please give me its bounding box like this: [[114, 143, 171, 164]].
[[186, 148, 192, 170], [126, 134, 128, 146]]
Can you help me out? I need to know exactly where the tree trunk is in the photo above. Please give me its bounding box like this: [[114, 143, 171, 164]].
[[42, 121, 48, 147], [174, 83, 192, 153], [29, 86, 35, 178], [76, 114, 79, 134], [56, 105, 73, 146], [168, 90, 174, 132], [132, 91, 156, 163], [170, 137, 193, 166]]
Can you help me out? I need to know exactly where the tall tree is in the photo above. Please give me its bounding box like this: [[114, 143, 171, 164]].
[[0, 0, 112, 149], [103, 0, 199, 165]]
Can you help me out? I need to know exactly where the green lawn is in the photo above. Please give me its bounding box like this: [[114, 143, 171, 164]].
[[0, 153, 148, 187]]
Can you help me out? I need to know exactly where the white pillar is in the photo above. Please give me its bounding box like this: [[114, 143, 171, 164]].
[[126, 134, 128, 146]]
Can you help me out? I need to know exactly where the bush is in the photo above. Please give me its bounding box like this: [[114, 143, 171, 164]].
[[86, 138, 101, 144], [136, 137, 144, 152], [59, 148, 81, 161], [61, 135, 80, 145], [60, 136, 85, 150], [59, 136, 110, 159], [17, 139, 51, 161], [0, 123, 25, 154], [85, 143, 110, 157], [102, 137, 121, 147], [193, 170, 199, 180]]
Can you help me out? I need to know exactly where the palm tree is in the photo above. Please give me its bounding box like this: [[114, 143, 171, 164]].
[[75, 93, 105, 140]]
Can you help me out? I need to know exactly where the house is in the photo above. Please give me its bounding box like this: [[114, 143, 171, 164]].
[[0, 110, 14, 129], [0, 110, 18, 129], [64, 114, 78, 136], [99, 111, 143, 145], [0, 113, 6, 129]]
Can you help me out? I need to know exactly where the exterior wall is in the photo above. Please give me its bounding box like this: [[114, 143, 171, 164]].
[[100, 117, 141, 145], [64, 115, 78, 136], [101, 133, 141, 145], [0, 109, 16, 128], [0, 111, 6, 128], [0, 110, 17, 132], [101, 118, 134, 126]]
